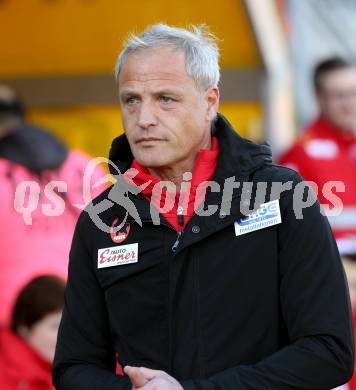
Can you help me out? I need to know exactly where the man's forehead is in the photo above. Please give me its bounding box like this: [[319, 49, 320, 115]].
[[119, 47, 190, 83], [124, 45, 185, 63], [120, 70, 188, 82], [323, 67, 356, 88]]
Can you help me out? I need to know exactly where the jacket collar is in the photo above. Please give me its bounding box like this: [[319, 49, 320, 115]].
[[211, 114, 272, 184]]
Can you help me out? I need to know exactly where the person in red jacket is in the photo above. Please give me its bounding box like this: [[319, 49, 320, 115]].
[[0, 275, 65, 390], [0, 84, 107, 326], [279, 57, 356, 255]]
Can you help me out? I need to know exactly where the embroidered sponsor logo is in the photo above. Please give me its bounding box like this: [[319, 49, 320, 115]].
[[234, 200, 281, 236], [110, 218, 131, 244], [97, 243, 138, 268]]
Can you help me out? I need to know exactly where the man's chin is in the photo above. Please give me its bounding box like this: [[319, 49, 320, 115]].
[[135, 157, 169, 169]]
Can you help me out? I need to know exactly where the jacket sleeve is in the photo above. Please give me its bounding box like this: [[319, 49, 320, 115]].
[[181, 173, 354, 390], [52, 211, 131, 390]]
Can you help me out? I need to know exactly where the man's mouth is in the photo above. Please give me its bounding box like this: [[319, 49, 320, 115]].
[[136, 137, 164, 144]]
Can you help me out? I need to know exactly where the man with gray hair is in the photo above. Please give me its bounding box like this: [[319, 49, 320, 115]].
[[53, 24, 354, 389]]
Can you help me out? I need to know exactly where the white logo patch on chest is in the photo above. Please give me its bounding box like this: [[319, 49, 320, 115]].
[[98, 243, 138, 268], [234, 200, 282, 236]]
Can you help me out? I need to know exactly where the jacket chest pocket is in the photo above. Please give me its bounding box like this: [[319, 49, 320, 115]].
[[95, 231, 167, 289], [98, 238, 170, 363]]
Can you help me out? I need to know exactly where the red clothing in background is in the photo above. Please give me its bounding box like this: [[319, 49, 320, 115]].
[[0, 150, 106, 326], [0, 124, 105, 327], [0, 329, 54, 390], [279, 117, 356, 254]]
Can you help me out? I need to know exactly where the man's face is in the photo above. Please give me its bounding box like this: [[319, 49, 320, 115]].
[[317, 67, 356, 131], [118, 47, 219, 169]]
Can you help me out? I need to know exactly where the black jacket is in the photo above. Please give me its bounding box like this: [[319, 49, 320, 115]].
[[0, 124, 68, 172], [53, 114, 354, 389]]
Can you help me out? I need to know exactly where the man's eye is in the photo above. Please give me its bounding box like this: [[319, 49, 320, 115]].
[[126, 97, 139, 105], [159, 96, 173, 103]]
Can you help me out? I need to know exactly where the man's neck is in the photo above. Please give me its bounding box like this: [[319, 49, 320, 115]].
[[320, 114, 356, 134], [147, 157, 196, 191], [146, 137, 212, 191]]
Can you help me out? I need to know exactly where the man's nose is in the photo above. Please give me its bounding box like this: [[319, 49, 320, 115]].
[[137, 101, 157, 129]]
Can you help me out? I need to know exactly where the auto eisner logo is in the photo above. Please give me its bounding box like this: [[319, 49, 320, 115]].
[[239, 202, 278, 226]]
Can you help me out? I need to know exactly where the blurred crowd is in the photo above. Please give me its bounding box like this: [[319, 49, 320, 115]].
[[0, 84, 107, 389], [0, 54, 355, 389]]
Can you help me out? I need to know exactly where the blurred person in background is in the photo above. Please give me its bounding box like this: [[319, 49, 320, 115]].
[[0, 275, 65, 390], [0, 84, 107, 326], [279, 57, 356, 255]]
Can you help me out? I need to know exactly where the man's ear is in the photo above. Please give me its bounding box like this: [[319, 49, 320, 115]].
[[205, 87, 220, 121], [17, 325, 30, 339]]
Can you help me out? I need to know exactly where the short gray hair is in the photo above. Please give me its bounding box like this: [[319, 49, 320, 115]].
[[115, 23, 220, 91]]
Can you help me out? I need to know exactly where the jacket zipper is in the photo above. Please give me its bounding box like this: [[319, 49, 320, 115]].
[[128, 201, 188, 373], [128, 214, 181, 371], [171, 231, 182, 253], [171, 206, 184, 253], [177, 206, 184, 227], [168, 206, 184, 372], [131, 215, 183, 254]]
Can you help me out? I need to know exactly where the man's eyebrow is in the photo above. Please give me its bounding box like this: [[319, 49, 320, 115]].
[[152, 89, 183, 97], [120, 89, 184, 99], [119, 91, 140, 98]]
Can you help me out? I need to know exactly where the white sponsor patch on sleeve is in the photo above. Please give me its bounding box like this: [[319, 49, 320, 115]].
[[98, 243, 138, 269], [305, 139, 339, 159], [234, 200, 282, 236]]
